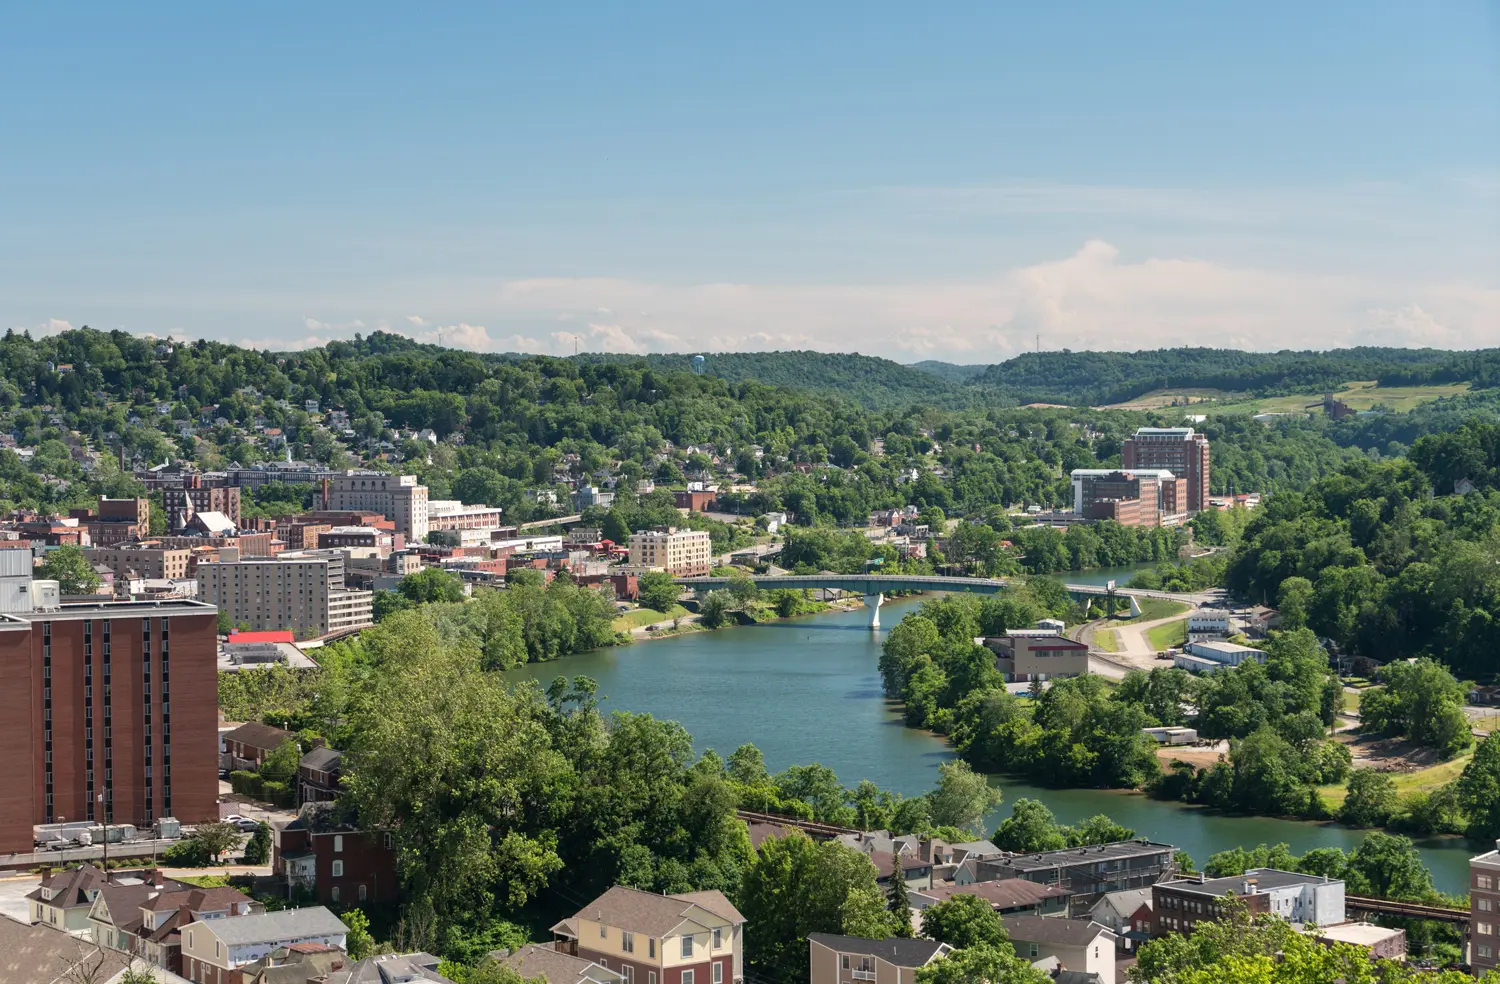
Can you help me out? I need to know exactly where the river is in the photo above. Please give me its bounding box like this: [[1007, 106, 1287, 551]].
[[503, 591, 1477, 894]]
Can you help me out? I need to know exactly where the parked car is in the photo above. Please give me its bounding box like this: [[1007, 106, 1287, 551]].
[[233, 818, 261, 833]]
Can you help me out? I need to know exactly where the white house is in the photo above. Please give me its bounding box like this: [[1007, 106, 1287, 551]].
[[180, 907, 347, 983]]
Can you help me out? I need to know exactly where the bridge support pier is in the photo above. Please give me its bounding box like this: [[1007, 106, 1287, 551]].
[[864, 593, 884, 630]]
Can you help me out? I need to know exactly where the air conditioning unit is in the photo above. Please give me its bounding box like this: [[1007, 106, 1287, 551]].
[[26, 579, 61, 611]]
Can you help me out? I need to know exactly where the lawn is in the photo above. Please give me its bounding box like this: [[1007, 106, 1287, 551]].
[[612, 605, 689, 632], [1471, 713, 1500, 735], [1145, 618, 1188, 650], [1203, 381, 1472, 417], [1318, 752, 1473, 811], [1093, 629, 1122, 652], [1112, 599, 1191, 625]]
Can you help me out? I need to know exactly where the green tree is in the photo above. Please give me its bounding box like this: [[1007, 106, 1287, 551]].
[[916, 944, 1048, 984], [1337, 769, 1399, 828], [992, 799, 1067, 853], [925, 760, 1001, 836], [920, 892, 1007, 949], [638, 571, 682, 612], [1066, 814, 1136, 846], [698, 590, 733, 629], [740, 833, 896, 983], [1342, 832, 1434, 900], [259, 738, 302, 782], [398, 567, 466, 605], [1459, 735, 1500, 839], [242, 821, 271, 864], [886, 861, 913, 937], [39, 545, 101, 595], [192, 821, 242, 863], [342, 907, 375, 960]]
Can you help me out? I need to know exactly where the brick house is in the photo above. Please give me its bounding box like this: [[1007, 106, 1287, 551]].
[[272, 802, 398, 907], [552, 886, 745, 984], [297, 746, 343, 804], [223, 722, 294, 770]]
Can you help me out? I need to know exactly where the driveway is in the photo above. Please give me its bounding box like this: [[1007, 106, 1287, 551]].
[[0, 874, 40, 925]]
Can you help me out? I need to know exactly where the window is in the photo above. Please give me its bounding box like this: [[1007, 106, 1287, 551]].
[[358, 884, 367, 902], [334, 835, 343, 853], [649, 974, 657, 984], [385, 832, 394, 850], [623, 969, 634, 984], [842, 956, 850, 969], [622, 931, 634, 953], [1028, 944, 1038, 958], [681, 973, 693, 984], [1480, 945, 1493, 959], [1482, 899, 1493, 912], [712, 927, 722, 949], [331, 860, 344, 877], [649, 939, 656, 958], [1481, 922, 1494, 936], [1481, 876, 1495, 890], [682, 935, 693, 958], [331, 886, 340, 903], [713, 963, 722, 984], [601, 923, 608, 938]]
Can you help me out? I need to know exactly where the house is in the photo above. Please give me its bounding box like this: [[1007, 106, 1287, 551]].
[[239, 942, 348, 984], [223, 722, 294, 770], [27, 862, 111, 932], [807, 934, 950, 984], [272, 802, 398, 907], [1001, 916, 1115, 982], [180, 907, 348, 984], [1247, 606, 1282, 637], [869, 851, 933, 892], [88, 872, 257, 975], [1186, 610, 1230, 642], [1088, 888, 1153, 951], [1310, 922, 1406, 960], [985, 632, 1089, 683], [911, 879, 1071, 919], [297, 746, 344, 804], [494, 944, 624, 984], [319, 951, 458, 984], [552, 885, 745, 984], [1151, 869, 1344, 937]]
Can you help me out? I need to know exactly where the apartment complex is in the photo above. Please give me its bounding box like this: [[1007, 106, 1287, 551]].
[[1070, 469, 1182, 527], [74, 497, 151, 545], [0, 596, 221, 854], [1122, 427, 1210, 514], [1472, 842, 1500, 973], [555, 885, 745, 984], [87, 544, 194, 581], [966, 840, 1178, 915], [628, 529, 713, 577], [327, 471, 429, 542], [427, 499, 506, 532], [197, 550, 373, 638]]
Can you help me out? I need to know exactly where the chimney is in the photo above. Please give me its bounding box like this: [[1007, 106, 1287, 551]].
[[321, 478, 330, 511]]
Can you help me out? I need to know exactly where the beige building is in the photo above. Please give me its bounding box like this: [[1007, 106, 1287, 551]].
[[1473, 842, 1500, 973], [1002, 915, 1115, 981], [197, 550, 373, 638], [87, 544, 193, 581], [327, 471, 429, 542], [181, 906, 347, 983], [985, 631, 1090, 683], [628, 528, 713, 577], [808, 934, 951, 984]]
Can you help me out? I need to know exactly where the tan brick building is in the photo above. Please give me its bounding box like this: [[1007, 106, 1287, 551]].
[[197, 551, 373, 638], [628, 529, 713, 577]]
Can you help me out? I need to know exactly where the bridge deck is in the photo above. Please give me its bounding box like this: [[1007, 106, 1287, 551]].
[[673, 573, 1198, 601]]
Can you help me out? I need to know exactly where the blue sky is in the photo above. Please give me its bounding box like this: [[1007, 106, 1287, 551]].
[[2, 2, 1496, 360]]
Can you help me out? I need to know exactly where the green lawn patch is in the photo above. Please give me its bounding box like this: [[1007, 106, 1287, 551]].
[[612, 605, 689, 632], [1113, 599, 1191, 625], [1145, 618, 1188, 650], [1318, 752, 1473, 810], [1094, 629, 1122, 652]]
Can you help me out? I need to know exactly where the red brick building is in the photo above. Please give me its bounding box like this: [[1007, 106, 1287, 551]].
[[0, 600, 221, 854], [1122, 427, 1210, 514], [674, 490, 717, 513], [272, 803, 399, 907]]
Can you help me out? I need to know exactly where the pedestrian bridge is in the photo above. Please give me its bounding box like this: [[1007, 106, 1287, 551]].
[[672, 573, 1196, 628]]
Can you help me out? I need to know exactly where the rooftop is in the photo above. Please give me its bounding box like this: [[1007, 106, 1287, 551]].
[[990, 839, 1177, 872], [1314, 922, 1403, 947], [568, 886, 743, 937], [1001, 915, 1113, 946], [917, 878, 1070, 910], [1160, 868, 1338, 898], [199, 906, 347, 946], [495, 944, 623, 984], [806, 934, 950, 968]]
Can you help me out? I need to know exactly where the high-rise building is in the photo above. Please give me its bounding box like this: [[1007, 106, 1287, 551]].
[[1122, 428, 1210, 514], [165, 477, 242, 532], [0, 588, 220, 854], [327, 472, 429, 542], [628, 528, 713, 576], [1472, 843, 1500, 974], [196, 550, 373, 638]]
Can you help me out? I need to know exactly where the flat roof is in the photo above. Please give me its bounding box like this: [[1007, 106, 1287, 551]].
[[1161, 868, 1335, 898], [1070, 468, 1177, 478], [989, 840, 1177, 871], [1314, 923, 1402, 946], [0, 599, 216, 623]]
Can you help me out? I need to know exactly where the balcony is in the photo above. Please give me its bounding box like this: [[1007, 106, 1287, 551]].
[[851, 970, 877, 981]]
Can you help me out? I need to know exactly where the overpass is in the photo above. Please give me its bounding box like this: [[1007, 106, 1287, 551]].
[[673, 573, 1215, 628]]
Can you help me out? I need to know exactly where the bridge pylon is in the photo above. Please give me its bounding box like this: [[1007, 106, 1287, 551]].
[[865, 592, 883, 630]]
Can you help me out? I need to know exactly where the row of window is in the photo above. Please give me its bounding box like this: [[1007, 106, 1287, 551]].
[[605, 926, 725, 958], [1479, 875, 1495, 890], [599, 964, 721, 984]]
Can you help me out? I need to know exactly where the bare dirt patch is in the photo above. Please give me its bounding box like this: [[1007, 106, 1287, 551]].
[[1335, 732, 1447, 772]]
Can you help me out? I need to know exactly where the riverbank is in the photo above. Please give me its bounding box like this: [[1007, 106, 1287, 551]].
[[501, 596, 1479, 894]]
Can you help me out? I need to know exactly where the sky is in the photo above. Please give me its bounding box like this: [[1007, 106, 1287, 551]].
[[2, 2, 1497, 363]]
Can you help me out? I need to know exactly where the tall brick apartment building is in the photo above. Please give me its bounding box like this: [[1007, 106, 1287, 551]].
[[1122, 427, 1210, 514], [0, 597, 220, 854]]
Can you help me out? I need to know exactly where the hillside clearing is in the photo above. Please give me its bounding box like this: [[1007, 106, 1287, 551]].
[[1146, 618, 1188, 650], [612, 605, 689, 632], [1318, 750, 1473, 810]]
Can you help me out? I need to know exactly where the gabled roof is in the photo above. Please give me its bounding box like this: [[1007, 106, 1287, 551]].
[[0, 917, 132, 984], [199, 906, 347, 946], [1093, 887, 1153, 918], [299, 745, 343, 773], [223, 721, 293, 751], [1001, 915, 1114, 947], [917, 878, 1069, 910], [570, 886, 742, 938], [869, 850, 931, 878], [28, 862, 108, 908], [806, 934, 949, 968], [323, 952, 456, 984], [495, 944, 624, 984]]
